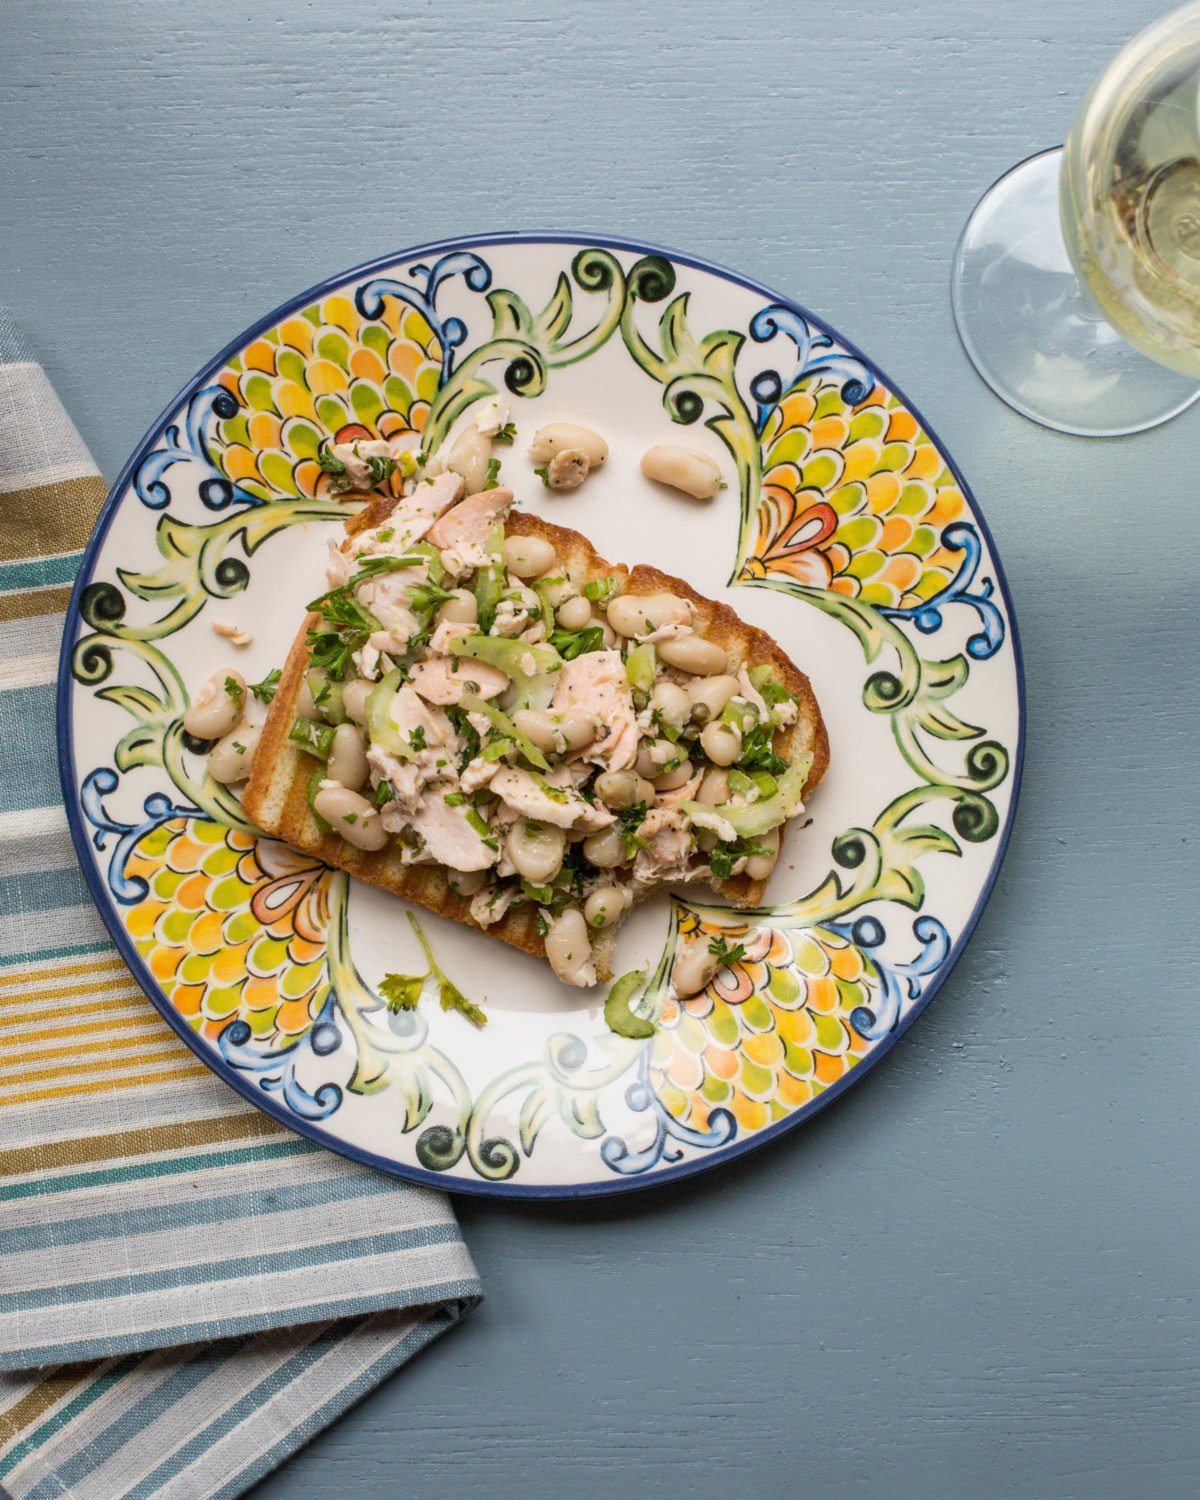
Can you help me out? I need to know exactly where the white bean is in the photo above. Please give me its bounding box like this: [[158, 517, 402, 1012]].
[[636, 738, 676, 778], [595, 769, 655, 809], [657, 634, 728, 675], [341, 678, 373, 726], [449, 869, 487, 897], [555, 594, 593, 630], [653, 757, 694, 791], [513, 708, 597, 754], [544, 907, 596, 987], [208, 722, 262, 784], [582, 825, 628, 868], [641, 444, 723, 500], [313, 785, 388, 851], [744, 826, 781, 881], [504, 534, 557, 578], [687, 673, 740, 724], [606, 592, 690, 639], [650, 680, 691, 728], [528, 422, 608, 468], [184, 669, 245, 740], [437, 588, 478, 625], [445, 425, 493, 496], [700, 721, 742, 766], [672, 939, 719, 998], [327, 723, 369, 791], [296, 674, 320, 721], [584, 884, 631, 930], [696, 767, 731, 805], [507, 820, 566, 884]]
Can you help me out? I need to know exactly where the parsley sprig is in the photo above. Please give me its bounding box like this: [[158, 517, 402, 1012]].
[[304, 585, 380, 680], [378, 912, 487, 1027]]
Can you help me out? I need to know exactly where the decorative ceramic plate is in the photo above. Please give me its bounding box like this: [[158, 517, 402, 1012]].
[[58, 234, 1024, 1197]]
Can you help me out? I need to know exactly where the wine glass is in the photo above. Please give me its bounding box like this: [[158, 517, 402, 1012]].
[[952, 2, 1200, 437]]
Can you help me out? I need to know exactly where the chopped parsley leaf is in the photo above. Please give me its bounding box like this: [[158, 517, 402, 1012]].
[[408, 726, 427, 752], [379, 971, 424, 1012], [709, 838, 772, 881], [533, 465, 550, 487], [484, 456, 502, 489], [366, 453, 396, 487], [548, 625, 605, 659], [707, 935, 747, 965], [617, 802, 649, 857], [247, 668, 282, 703], [223, 675, 243, 702], [737, 724, 789, 777], [494, 422, 517, 445]]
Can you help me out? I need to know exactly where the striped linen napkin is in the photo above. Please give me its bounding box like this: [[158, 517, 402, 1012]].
[[0, 309, 482, 1499]]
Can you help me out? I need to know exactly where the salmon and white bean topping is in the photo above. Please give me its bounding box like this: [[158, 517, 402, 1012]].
[[207, 411, 814, 987]]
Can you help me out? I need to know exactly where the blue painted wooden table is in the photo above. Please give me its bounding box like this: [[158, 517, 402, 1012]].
[[4, 2, 1199, 1495]]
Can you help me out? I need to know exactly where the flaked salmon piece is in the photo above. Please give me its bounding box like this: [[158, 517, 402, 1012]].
[[352, 471, 464, 555], [324, 539, 354, 589], [387, 682, 454, 748], [429, 619, 472, 654], [409, 654, 507, 706], [552, 650, 638, 771], [369, 744, 436, 815], [426, 487, 513, 571], [632, 807, 694, 884], [403, 793, 498, 873], [471, 882, 516, 928], [357, 573, 421, 652], [489, 767, 615, 832], [656, 770, 702, 808]]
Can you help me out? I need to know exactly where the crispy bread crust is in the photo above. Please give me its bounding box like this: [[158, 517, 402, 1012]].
[[243, 498, 828, 979]]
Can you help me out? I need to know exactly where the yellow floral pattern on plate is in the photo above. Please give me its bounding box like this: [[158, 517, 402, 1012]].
[[209, 293, 443, 502], [124, 818, 334, 1047], [742, 376, 968, 608], [651, 913, 871, 1138]]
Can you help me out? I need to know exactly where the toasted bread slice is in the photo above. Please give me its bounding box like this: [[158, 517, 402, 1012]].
[[243, 500, 828, 980]]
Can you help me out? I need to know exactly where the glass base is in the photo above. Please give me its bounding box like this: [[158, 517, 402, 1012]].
[[951, 147, 1200, 437]]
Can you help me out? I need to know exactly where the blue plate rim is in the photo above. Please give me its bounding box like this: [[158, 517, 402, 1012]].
[[55, 228, 1027, 1200]]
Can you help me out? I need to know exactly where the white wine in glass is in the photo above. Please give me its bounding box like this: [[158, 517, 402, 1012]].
[[952, 2, 1200, 436]]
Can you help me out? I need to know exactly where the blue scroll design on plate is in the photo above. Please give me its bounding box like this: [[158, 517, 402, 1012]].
[[81, 767, 198, 904], [878, 521, 1006, 660], [217, 1011, 344, 1121], [747, 304, 874, 434], [133, 386, 262, 513], [830, 912, 951, 1041], [601, 1065, 738, 1177], [355, 250, 493, 382]]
